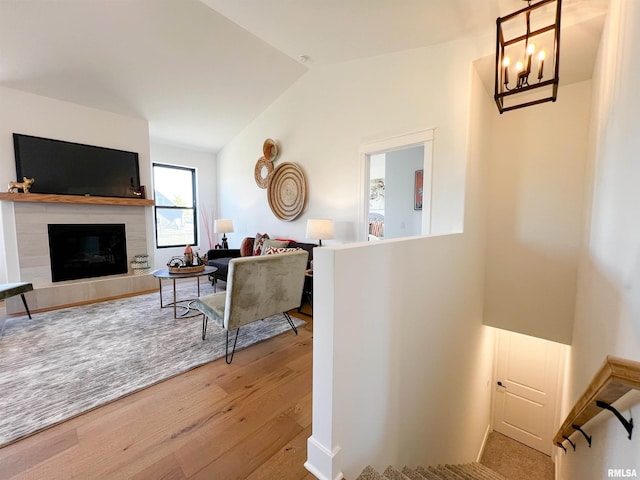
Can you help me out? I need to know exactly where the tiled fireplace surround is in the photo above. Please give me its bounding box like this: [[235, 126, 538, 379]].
[[6, 202, 156, 314]]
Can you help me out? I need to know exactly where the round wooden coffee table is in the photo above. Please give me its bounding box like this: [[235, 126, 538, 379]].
[[153, 266, 217, 318]]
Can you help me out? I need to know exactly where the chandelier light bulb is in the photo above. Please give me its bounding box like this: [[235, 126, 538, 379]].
[[516, 61, 524, 72], [527, 43, 536, 55], [502, 56, 511, 86], [537, 49, 546, 80]]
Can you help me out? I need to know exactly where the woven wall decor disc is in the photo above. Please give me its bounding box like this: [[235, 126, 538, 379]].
[[263, 138, 279, 162], [254, 156, 274, 189], [267, 162, 307, 221]]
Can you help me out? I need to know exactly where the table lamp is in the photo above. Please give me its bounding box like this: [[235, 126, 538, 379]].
[[214, 219, 234, 249], [306, 218, 334, 246]]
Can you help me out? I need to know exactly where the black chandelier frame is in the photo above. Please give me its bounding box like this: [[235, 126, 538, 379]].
[[494, 0, 562, 113]]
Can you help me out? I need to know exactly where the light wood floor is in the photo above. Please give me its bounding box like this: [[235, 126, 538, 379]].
[[0, 301, 315, 480]]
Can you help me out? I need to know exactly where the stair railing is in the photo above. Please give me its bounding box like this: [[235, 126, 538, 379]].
[[554, 355, 640, 452]]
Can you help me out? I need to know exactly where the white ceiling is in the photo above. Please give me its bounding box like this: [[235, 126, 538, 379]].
[[0, 0, 609, 152]]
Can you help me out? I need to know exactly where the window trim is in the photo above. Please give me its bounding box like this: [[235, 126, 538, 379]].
[[153, 163, 198, 249]]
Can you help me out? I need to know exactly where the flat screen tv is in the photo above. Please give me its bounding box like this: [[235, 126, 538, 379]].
[[13, 133, 141, 198]]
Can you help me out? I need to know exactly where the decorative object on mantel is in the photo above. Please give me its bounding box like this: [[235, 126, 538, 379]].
[[254, 156, 274, 189], [7, 177, 35, 193], [131, 254, 151, 275], [494, 0, 562, 113], [263, 138, 280, 162], [306, 218, 334, 246], [267, 162, 307, 221]]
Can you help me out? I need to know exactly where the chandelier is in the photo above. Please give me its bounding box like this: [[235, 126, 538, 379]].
[[494, 0, 562, 113]]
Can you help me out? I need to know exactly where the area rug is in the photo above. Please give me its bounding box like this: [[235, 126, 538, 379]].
[[0, 280, 305, 448]]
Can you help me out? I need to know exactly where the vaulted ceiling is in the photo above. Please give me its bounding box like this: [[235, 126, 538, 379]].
[[0, 0, 609, 152]]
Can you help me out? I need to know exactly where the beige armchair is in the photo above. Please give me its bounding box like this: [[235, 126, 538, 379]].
[[195, 249, 309, 363]]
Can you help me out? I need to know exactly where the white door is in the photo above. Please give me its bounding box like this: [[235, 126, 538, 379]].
[[493, 330, 564, 455]]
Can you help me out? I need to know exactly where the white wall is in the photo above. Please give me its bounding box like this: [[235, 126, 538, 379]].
[[306, 66, 495, 480], [482, 80, 592, 345], [149, 142, 217, 269], [0, 86, 152, 284], [215, 37, 489, 246], [384, 146, 423, 239], [559, 0, 640, 477]]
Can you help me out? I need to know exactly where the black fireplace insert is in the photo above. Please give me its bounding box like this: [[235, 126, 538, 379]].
[[48, 224, 128, 282]]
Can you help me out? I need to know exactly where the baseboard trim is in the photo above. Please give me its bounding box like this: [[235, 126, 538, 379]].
[[305, 436, 343, 480], [476, 424, 492, 462]]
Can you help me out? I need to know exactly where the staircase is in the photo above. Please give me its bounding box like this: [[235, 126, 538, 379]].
[[357, 462, 506, 480]]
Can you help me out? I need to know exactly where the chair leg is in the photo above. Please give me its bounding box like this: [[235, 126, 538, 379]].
[[20, 293, 32, 319], [202, 314, 208, 340], [226, 328, 240, 364], [283, 312, 298, 335]]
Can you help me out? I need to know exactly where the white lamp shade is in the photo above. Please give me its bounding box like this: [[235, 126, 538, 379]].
[[214, 219, 234, 234], [306, 218, 334, 241]]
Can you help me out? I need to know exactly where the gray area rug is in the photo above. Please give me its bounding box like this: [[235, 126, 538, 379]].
[[0, 279, 304, 447]]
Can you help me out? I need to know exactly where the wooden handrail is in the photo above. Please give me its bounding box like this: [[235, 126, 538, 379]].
[[554, 355, 640, 445]]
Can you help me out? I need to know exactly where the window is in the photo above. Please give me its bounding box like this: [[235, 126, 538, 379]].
[[153, 164, 197, 248]]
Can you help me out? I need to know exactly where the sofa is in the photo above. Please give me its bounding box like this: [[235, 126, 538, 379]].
[[196, 249, 309, 363], [207, 234, 316, 291]]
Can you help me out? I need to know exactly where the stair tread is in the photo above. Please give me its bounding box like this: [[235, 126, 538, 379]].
[[402, 467, 430, 480], [429, 466, 454, 480], [358, 462, 506, 480], [445, 464, 477, 480], [435, 465, 466, 480], [383, 466, 413, 480], [357, 465, 387, 480], [416, 466, 445, 480], [465, 463, 506, 480]]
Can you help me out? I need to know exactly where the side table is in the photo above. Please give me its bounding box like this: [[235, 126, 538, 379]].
[[153, 266, 217, 319]]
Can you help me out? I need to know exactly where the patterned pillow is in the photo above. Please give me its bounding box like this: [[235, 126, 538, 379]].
[[240, 237, 254, 257], [252, 233, 270, 256], [265, 246, 302, 255], [260, 239, 289, 254], [369, 220, 384, 237]]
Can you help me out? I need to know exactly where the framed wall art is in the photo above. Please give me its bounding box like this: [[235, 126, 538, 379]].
[[414, 169, 423, 210]]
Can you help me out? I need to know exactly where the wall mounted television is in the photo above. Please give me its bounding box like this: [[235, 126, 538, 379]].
[[13, 133, 141, 198]]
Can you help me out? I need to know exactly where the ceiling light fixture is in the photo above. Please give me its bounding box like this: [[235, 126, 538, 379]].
[[494, 0, 562, 113]]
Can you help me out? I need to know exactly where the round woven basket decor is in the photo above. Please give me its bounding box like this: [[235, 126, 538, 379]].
[[267, 162, 307, 221], [254, 156, 274, 189], [263, 138, 279, 162]]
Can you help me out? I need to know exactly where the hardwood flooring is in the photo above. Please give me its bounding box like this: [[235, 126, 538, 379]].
[[0, 302, 315, 480]]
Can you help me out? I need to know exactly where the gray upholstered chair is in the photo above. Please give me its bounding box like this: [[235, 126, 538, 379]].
[[195, 249, 309, 363]]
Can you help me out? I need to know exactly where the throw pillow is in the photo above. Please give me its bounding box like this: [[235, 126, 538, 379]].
[[260, 239, 289, 254], [265, 246, 302, 255], [240, 237, 254, 257], [252, 233, 270, 256]]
